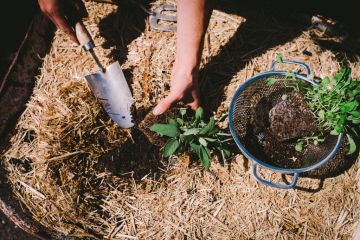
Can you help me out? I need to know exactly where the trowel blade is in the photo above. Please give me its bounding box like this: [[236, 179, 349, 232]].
[[85, 62, 135, 128]]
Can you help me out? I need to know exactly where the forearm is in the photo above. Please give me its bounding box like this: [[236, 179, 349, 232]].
[[153, 0, 212, 115], [176, 0, 212, 73]]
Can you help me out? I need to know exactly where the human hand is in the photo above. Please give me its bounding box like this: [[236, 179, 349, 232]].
[[38, 0, 88, 44], [153, 0, 212, 115], [153, 61, 200, 115]]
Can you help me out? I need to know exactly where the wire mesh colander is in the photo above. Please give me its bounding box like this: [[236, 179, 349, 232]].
[[229, 60, 343, 189]]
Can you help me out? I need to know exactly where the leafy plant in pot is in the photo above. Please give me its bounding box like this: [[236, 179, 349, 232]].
[[297, 67, 359, 154], [149, 107, 233, 169]]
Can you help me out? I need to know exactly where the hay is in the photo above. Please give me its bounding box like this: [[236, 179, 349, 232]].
[[1, 1, 360, 239]]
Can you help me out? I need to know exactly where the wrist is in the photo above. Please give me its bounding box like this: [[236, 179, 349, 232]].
[[173, 58, 199, 77], [172, 66, 199, 86]]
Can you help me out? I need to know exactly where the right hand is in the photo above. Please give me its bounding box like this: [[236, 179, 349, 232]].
[[38, 0, 88, 44], [153, 61, 200, 115]]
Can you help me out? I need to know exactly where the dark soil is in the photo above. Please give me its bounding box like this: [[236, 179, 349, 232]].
[[138, 107, 181, 147], [96, 107, 194, 181], [268, 91, 317, 141], [138, 111, 169, 147], [263, 91, 320, 168], [98, 128, 164, 181]]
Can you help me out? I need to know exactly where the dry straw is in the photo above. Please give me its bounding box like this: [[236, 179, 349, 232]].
[[2, 1, 360, 239]]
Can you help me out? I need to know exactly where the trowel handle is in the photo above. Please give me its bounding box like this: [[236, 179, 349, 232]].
[[75, 21, 95, 51]]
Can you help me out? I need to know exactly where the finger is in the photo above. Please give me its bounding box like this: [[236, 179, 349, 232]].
[[183, 88, 200, 111], [52, 14, 79, 44], [73, 0, 88, 18], [187, 100, 200, 111], [153, 94, 178, 115]]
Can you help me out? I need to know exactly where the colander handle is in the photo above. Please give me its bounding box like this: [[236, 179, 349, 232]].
[[270, 60, 311, 77], [253, 163, 299, 189]]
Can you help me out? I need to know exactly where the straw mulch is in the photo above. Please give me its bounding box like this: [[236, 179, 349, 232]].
[[2, 1, 360, 239]]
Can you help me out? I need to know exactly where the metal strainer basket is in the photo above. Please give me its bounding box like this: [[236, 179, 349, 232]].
[[229, 60, 343, 189]]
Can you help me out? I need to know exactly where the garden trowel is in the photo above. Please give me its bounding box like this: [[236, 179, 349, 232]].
[[75, 21, 135, 128]]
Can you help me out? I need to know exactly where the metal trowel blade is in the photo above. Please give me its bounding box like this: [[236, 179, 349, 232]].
[[85, 62, 135, 128]]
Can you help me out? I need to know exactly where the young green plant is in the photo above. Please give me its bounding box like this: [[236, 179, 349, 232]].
[[301, 67, 359, 155], [149, 107, 233, 169]]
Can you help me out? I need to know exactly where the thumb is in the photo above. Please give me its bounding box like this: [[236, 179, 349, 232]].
[[153, 94, 178, 115]]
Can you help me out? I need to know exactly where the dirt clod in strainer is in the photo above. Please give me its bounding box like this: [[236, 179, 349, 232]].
[[247, 91, 321, 169], [269, 91, 317, 141]]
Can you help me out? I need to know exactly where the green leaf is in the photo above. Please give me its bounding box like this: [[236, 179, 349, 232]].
[[200, 146, 211, 170], [350, 111, 360, 118], [337, 115, 346, 127], [275, 53, 283, 63], [340, 101, 358, 112], [295, 142, 303, 152], [352, 119, 360, 124], [204, 137, 217, 142], [334, 125, 343, 134], [334, 67, 351, 81], [149, 124, 179, 137], [318, 110, 325, 120], [180, 108, 187, 116], [190, 143, 201, 156], [189, 143, 211, 169], [195, 107, 204, 122], [346, 134, 356, 155], [163, 139, 180, 157], [192, 107, 204, 127], [180, 134, 194, 142], [330, 129, 340, 135], [204, 146, 211, 156], [199, 117, 215, 135], [347, 115, 359, 121], [168, 118, 177, 126], [325, 111, 334, 119], [351, 127, 359, 136], [199, 137, 207, 146], [176, 118, 184, 126], [183, 128, 200, 136], [265, 77, 277, 86], [216, 132, 231, 137], [285, 70, 296, 79], [208, 127, 220, 135], [220, 148, 231, 159], [320, 76, 330, 87]]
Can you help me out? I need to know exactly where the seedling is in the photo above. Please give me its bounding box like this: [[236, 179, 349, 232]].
[[302, 67, 359, 154], [149, 107, 233, 169]]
